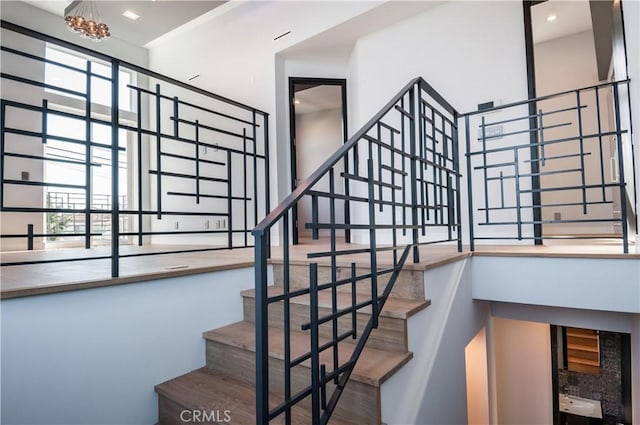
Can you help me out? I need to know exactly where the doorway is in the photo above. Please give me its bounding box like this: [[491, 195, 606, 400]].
[[550, 325, 632, 425], [523, 0, 632, 240], [288, 78, 347, 243]]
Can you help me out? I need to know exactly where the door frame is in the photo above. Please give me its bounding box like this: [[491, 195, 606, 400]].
[[288, 77, 348, 244]]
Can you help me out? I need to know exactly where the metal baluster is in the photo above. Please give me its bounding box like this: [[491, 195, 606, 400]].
[[465, 115, 475, 251], [329, 169, 339, 384], [254, 233, 269, 425], [576, 91, 587, 214], [367, 159, 379, 327], [84, 61, 92, 249], [283, 213, 291, 425], [309, 263, 321, 425], [612, 83, 629, 253], [111, 60, 120, 277]]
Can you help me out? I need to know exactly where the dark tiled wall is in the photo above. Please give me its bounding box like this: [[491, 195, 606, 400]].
[[557, 332, 623, 421]]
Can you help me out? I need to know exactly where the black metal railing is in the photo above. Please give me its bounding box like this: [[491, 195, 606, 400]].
[[252, 77, 461, 424], [45, 191, 129, 241], [462, 79, 635, 252], [0, 21, 270, 275]]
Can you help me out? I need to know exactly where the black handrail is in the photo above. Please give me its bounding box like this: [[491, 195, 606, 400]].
[[253, 77, 462, 424], [460, 78, 631, 117]]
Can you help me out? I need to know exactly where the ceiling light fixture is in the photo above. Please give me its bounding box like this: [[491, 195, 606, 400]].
[[122, 10, 140, 21], [547, 14, 557, 22], [64, 0, 110, 42]]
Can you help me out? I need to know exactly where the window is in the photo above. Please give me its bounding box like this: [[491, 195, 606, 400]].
[[43, 45, 134, 245], [44, 46, 133, 111]]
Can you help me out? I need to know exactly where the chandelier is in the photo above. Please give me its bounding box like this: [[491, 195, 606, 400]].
[[64, 1, 111, 42]]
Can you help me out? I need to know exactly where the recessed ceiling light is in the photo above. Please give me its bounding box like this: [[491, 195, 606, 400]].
[[294, 99, 300, 105], [122, 10, 140, 20], [547, 14, 557, 22]]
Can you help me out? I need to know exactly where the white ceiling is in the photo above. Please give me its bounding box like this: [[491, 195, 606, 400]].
[[20, 0, 227, 46], [532, 0, 593, 44], [295, 85, 342, 115], [281, 1, 443, 61]]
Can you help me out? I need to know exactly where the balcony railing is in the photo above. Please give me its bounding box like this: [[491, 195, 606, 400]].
[[45, 191, 129, 241], [461, 79, 635, 252], [0, 21, 270, 275]]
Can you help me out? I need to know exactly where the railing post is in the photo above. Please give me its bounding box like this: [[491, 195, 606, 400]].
[[453, 112, 463, 252], [408, 84, 419, 263], [255, 232, 269, 425], [111, 59, 120, 278], [263, 113, 271, 258], [27, 224, 34, 250], [612, 83, 629, 254], [84, 60, 92, 249], [367, 159, 379, 328], [465, 115, 475, 251], [309, 263, 321, 425]]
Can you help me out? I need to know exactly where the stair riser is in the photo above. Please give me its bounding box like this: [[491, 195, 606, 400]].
[[272, 264, 424, 300], [205, 341, 381, 425], [159, 395, 194, 425], [243, 297, 408, 353]]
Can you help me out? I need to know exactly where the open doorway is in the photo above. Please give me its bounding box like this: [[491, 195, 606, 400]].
[[288, 78, 347, 243], [524, 0, 634, 241], [550, 325, 632, 425]]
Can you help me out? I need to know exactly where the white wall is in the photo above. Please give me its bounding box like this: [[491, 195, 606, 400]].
[[534, 30, 616, 235], [472, 256, 640, 313], [633, 314, 640, 425], [380, 259, 490, 424], [149, 1, 538, 248], [465, 326, 490, 425], [492, 317, 553, 425], [296, 108, 343, 181], [0, 268, 254, 425], [347, 1, 531, 244], [149, 1, 383, 222], [348, 1, 527, 128]]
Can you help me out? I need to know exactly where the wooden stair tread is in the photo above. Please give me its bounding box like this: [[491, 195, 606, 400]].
[[567, 343, 599, 353], [568, 357, 600, 367], [156, 368, 355, 425], [241, 287, 430, 319], [566, 329, 598, 339], [204, 321, 412, 387]]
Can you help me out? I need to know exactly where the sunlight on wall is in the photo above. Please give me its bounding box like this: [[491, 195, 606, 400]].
[[465, 326, 490, 425]]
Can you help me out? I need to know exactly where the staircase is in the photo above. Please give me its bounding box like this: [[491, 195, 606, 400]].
[[155, 261, 430, 424], [157, 77, 462, 425]]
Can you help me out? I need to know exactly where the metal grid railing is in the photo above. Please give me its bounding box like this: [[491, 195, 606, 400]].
[[0, 21, 270, 275], [462, 79, 635, 252], [252, 77, 461, 425]]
